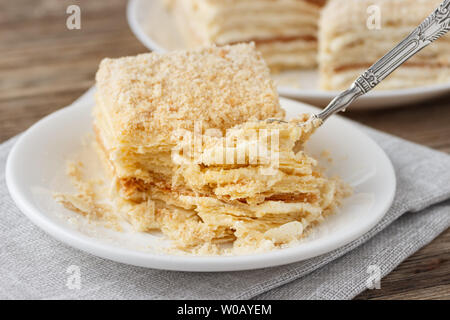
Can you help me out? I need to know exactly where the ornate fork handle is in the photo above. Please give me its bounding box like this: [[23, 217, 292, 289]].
[[317, 0, 450, 122]]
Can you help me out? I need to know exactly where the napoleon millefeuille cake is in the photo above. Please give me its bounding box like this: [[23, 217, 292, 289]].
[[166, 0, 326, 71], [93, 43, 284, 202], [56, 43, 348, 255], [319, 0, 450, 90]]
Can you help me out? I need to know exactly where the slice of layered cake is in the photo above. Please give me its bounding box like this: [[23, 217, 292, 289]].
[[93, 43, 284, 202], [319, 0, 450, 90], [57, 43, 348, 254], [167, 0, 326, 71]]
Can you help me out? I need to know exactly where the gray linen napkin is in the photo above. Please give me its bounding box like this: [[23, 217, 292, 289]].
[[1, 119, 449, 300]]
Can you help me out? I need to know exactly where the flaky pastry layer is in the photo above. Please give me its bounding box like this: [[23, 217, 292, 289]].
[[57, 117, 349, 255], [168, 0, 324, 70]]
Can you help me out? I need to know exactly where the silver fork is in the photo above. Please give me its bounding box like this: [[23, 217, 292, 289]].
[[269, 0, 450, 126]]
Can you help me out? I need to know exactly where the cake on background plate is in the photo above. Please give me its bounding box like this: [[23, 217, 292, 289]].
[[166, 0, 326, 71], [319, 0, 450, 90]]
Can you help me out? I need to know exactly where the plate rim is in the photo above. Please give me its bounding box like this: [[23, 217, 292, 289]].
[[5, 92, 396, 272], [126, 0, 450, 103], [127, 0, 166, 54]]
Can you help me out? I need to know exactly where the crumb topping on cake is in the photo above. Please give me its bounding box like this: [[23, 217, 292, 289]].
[[95, 43, 284, 148]]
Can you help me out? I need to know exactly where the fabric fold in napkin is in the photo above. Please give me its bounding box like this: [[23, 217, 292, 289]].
[[1, 99, 449, 300]]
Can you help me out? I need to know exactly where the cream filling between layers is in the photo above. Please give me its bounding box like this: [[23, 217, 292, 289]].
[[177, 0, 321, 44]]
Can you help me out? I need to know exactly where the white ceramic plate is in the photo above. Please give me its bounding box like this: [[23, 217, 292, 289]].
[[127, 0, 450, 109], [6, 88, 396, 272]]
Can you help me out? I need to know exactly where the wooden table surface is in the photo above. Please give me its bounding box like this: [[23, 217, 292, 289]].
[[1, 0, 449, 300]]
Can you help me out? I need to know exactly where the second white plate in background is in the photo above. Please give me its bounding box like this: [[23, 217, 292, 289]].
[[127, 0, 450, 109]]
